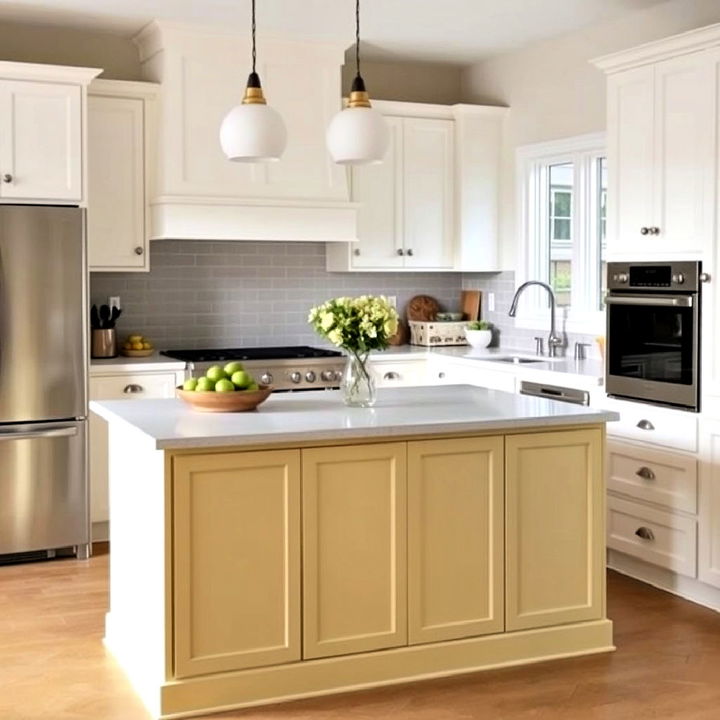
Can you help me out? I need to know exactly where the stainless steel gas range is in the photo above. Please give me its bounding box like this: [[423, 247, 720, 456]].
[[160, 346, 345, 391]]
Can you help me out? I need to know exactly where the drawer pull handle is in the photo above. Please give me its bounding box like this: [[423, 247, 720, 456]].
[[383, 372, 400, 380], [635, 526, 655, 541], [123, 384, 144, 394], [636, 419, 655, 431], [635, 466, 656, 481]]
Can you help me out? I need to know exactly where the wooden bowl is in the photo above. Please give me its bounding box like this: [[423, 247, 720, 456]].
[[176, 385, 273, 413], [121, 348, 155, 358]]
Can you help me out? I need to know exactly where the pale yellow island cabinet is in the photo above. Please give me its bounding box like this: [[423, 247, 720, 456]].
[[168, 429, 605, 682]]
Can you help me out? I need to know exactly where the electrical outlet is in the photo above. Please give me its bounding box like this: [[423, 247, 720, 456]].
[[108, 296, 121, 311], [488, 293, 495, 312], [387, 295, 397, 308]]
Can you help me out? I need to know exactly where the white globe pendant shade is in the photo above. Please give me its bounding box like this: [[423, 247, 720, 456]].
[[220, 102, 287, 162], [326, 105, 389, 165]]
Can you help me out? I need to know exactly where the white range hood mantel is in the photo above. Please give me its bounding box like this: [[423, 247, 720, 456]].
[[134, 21, 357, 242]]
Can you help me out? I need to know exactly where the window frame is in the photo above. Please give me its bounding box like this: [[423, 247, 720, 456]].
[[515, 132, 607, 335]]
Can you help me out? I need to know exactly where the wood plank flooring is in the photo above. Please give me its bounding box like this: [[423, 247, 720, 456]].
[[1, 544, 719, 720]]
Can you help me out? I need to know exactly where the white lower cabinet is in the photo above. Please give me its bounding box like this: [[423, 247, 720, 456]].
[[699, 420, 720, 589], [89, 369, 184, 540], [371, 359, 428, 388]]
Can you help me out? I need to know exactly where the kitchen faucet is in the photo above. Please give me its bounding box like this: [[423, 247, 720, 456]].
[[508, 281, 564, 357]]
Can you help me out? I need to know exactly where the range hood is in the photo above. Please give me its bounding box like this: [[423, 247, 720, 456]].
[[134, 22, 357, 242]]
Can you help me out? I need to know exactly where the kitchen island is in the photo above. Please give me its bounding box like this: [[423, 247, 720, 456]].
[[92, 385, 618, 719]]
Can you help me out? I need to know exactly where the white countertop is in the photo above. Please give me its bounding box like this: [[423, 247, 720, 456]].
[[90, 353, 186, 375], [372, 345, 604, 388], [91, 385, 618, 450]]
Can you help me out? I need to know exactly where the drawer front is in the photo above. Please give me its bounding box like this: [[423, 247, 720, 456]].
[[90, 372, 179, 401], [607, 496, 697, 577], [603, 397, 698, 452], [371, 361, 426, 388], [607, 441, 697, 514]]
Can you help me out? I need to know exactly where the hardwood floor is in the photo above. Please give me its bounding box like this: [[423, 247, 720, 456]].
[[1, 545, 719, 720]]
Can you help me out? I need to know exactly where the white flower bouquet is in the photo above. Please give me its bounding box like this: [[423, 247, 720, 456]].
[[308, 295, 399, 406]]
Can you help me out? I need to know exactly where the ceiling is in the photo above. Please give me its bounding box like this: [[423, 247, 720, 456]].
[[0, 0, 670, 64]]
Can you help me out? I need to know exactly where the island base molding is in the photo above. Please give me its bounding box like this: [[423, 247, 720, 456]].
[[106, 615, 614, 719]]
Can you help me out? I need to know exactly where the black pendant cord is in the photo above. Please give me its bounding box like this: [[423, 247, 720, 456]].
[[251, 0, 257, 75], [355, 0, 361, 79]]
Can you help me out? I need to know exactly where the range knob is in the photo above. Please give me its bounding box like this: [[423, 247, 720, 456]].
[[290, 371, 302, 384], [305, 371, 316, 383], [321, 370, 335, 382], [617, 273, 629, 284], [333, 370, 344, 382], [260, 372, 273, 385], [672, 273, 685, 284]]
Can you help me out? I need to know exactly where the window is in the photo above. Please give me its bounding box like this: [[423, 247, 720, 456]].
[[516, 133, 607, 331]]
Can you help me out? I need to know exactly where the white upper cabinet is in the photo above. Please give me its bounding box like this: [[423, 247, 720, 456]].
[[133, 23, 356, 242], [87, 80, 159, 271], [0, 63, 100, 204], [595, 35, 718, 260], [326, 101, 505, 272]]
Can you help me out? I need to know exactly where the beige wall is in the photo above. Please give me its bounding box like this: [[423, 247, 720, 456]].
[[342, 58, 463, 104], [461, 0, 720, 269], [0, 21, 142, 79]]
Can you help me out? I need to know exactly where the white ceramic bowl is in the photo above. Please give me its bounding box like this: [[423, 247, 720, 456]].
[[465, 329, 492, 348]]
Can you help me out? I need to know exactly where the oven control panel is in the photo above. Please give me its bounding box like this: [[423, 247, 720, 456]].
[[607, 261, 701, 292]]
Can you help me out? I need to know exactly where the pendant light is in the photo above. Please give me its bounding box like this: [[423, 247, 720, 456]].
[[220, 0, 287, 162], [326, 0, 389, 165]]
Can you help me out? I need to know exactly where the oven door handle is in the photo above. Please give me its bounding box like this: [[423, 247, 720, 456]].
[[605, 295, 694, 308]]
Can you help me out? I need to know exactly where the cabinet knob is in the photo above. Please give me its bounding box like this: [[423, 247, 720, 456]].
[[650, 226, 661, 235], [2, 173, 12, 183], [396, 248, 404, 256], [353, 248, 360, 256], [134, 246, 144, 256], [383, 371, 400, 380], [406, 248, 414, 256], [640, 226, 650, 235], [635, 466, 656, 481], [123, 384, 144, 394], [634, 526, 655, 541], [438, 372, 446, 379]]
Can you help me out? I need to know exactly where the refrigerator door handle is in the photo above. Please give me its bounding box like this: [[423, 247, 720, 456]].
[[0, 425, 79, 441]]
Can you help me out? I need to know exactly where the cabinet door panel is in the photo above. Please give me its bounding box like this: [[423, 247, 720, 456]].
[[403, 118, 454, 268], [652, 53, 715, 256], [302, 443, 407, 659], [351, 116, 403, 268], [173, 450, 301, 677], [700, 422, 720, 589], [408, 437, 504, 644], [506, 428, 604, 631], [606, 67, 654, 258], [0, 81, 81, 201], [88, 95, 146, 270]]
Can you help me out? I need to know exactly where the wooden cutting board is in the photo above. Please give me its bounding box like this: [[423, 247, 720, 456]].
[[461, 290, 482, 321], [407, 295, 440, 321]]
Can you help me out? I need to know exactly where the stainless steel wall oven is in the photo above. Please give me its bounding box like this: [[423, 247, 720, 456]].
[[605, 261, 703, 412]]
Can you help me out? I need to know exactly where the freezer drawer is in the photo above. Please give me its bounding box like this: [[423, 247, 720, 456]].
[[0, 420, 88, 555]]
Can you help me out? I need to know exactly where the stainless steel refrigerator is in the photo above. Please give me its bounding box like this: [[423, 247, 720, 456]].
[[0, 205, 89, 560]]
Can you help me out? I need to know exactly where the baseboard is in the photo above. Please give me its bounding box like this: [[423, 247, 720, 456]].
[[152, 619, 614, 719], [607, 550, 720, 613]]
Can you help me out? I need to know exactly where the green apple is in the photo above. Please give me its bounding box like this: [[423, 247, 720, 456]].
[[182, 378, 198, 391], [245, 382, 260, 392], [231, 370, 252, 389], [196, 376, 216, 392], [215, 378, 236, 392], [205, 365, 227, 383], [224, 361, 245, 375]]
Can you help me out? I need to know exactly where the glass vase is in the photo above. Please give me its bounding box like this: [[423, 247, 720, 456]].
[[342, 352, 376, 408]]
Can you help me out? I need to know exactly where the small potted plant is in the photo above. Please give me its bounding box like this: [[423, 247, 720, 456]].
[[465, 320, 493, 348]]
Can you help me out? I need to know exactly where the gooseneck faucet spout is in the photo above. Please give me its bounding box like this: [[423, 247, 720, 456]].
[[508, 281, 563, 357]]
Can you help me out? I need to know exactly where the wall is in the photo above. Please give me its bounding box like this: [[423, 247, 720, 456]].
[[461, 0, 720, 271], [342, 58, 464, 104], [90, 242, 463, 350], [0, 21, 142, 79]]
